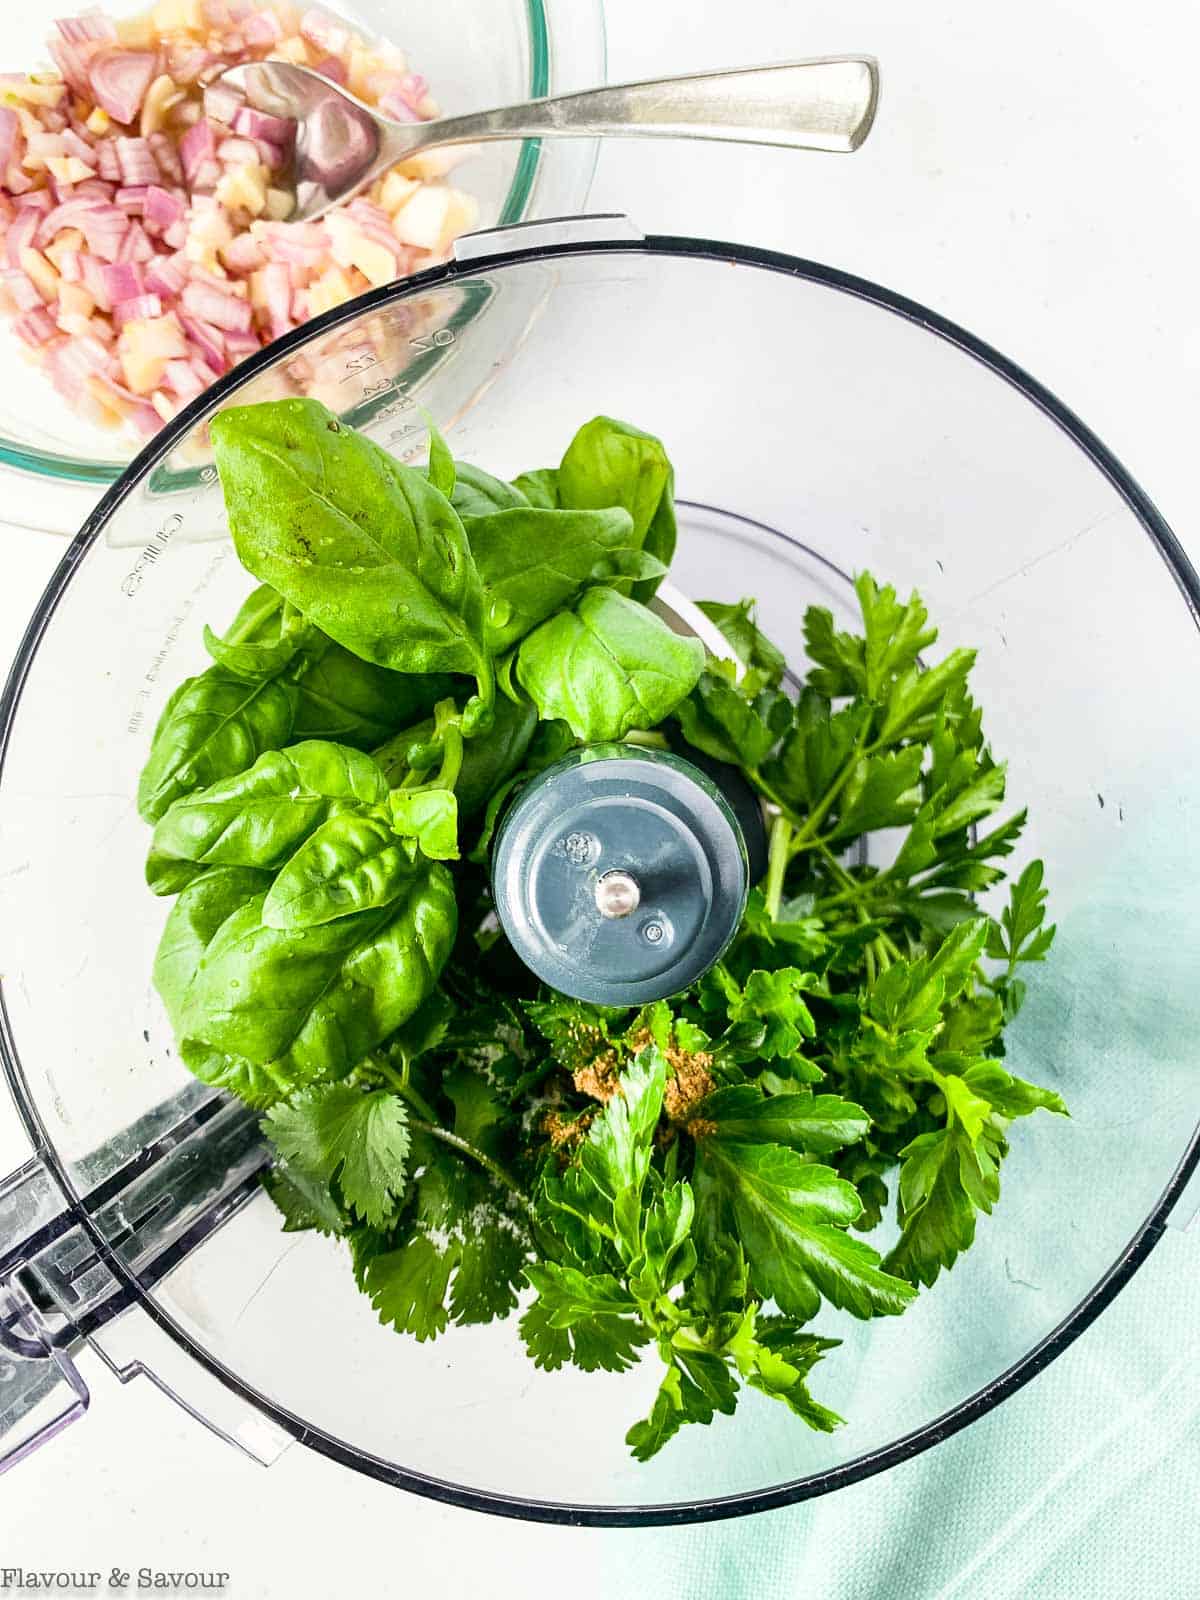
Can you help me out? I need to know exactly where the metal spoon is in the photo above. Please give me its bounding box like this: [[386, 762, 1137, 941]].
[[209, 56, 879, 225]]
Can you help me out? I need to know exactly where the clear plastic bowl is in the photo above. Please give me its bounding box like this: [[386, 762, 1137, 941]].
[[0, 221, 1197, 1524], [0, 0, 605, 530]]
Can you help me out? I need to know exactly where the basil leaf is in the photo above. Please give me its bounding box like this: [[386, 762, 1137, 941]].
[[516, 587, 704, 742], [388, 788, 460, 860], [292, 641, 453, 748], [373, 693, 537, 815], [450, 461, 529, 517], [152, 865, 273, 1035], [177, 859, 457, 1087], [148, 740, 389, 879], [211, 398, 492, 695], [465, 504, 638, 652], [263, 812, 419, 930], [511, 467, 559, 509], [558, 416, 676, 601], [137, 667, 297, 823], [202, 584, 318, 682], [426, 423, 456, 499]]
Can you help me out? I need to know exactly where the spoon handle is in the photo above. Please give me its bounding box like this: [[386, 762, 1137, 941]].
[[406, 57, 880, 158]]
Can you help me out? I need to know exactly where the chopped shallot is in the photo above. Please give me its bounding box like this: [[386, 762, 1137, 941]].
[[2, 3, 479, 442]]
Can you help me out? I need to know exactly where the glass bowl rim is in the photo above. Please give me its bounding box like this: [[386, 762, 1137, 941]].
[[0, 0, 577, 487], [2, 232, 1198, 1527]]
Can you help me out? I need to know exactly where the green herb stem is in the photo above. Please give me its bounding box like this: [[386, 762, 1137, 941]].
[[764, 811, 793, 921], [409, 1117, 530, 1212]]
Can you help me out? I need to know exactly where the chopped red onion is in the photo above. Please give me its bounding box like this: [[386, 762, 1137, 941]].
[[115, 135, 159, 186], [48, 40, 91, 99], [113, 292, 162, 329], [15, 190, 55, 216], [301, 9, 350, 57], [216, 136, 259, 167], [241, 11, 281, 47], [60, 128, 97, 165], [312, 56, 348, 87], [119, 221, 156, 263], [162, 356, 206, 401], [143, 184, 184, 232], [95, 142, 121, 181], [144, 253, 186, 297], [232, 105, 294, 149], [0, 269, 44, 312], [259, 259, 292, 336], [202, 81, 243, 128], [178, 312, 228, 373], [182, 277, 252, 331], [6, 210, 39, 268], [148, 131, 183, 184], [169, 46, 213, 86], [100, 261, 143, 303], [80, 252, 112, 310], [89, 50, 156, 127], [221, 232, 264, 272], [0, 109, 20, 173], [14, 307, 57, 346], [56, 12, 117, 45], [179, 117, 216, 183], [223, 327, 260, 358], [58, 249, 82, 283], [115, 185, 148, 214], [378, 91, 419, 125], [162, 218, 188, 250]]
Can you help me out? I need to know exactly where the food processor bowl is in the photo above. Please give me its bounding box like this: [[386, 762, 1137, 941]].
[[1, 219, 1197, 1524], [0, 0, 605, 533]]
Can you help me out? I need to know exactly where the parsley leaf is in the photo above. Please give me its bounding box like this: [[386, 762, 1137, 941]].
[[987, 860, 1057, 973], [696, 597, 787, 686], [698, 1085, 871, 1154], [695, 1140, 916, 1320]]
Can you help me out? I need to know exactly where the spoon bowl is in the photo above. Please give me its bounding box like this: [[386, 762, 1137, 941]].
[[211, 55, 880, 225]]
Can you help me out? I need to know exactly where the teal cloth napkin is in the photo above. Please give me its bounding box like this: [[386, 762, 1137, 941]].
[[595, 1225, 1198, 1598], [590, 758, 1200, 1598]]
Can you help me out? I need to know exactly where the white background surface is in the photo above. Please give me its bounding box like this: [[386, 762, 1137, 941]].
[[2, 0, 1198, 1593]]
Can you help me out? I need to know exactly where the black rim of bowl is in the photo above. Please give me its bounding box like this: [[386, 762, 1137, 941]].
[[2, 234, 1198, 1527]]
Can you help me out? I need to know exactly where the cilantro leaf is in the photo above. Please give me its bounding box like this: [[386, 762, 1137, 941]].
[[263, 1085, 410, 1229], [520, 1263, 650, 1373], [261, 1163, 347, 1236], [365, 1233, 454, 1340], [695, 1141, 916, 1320]]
